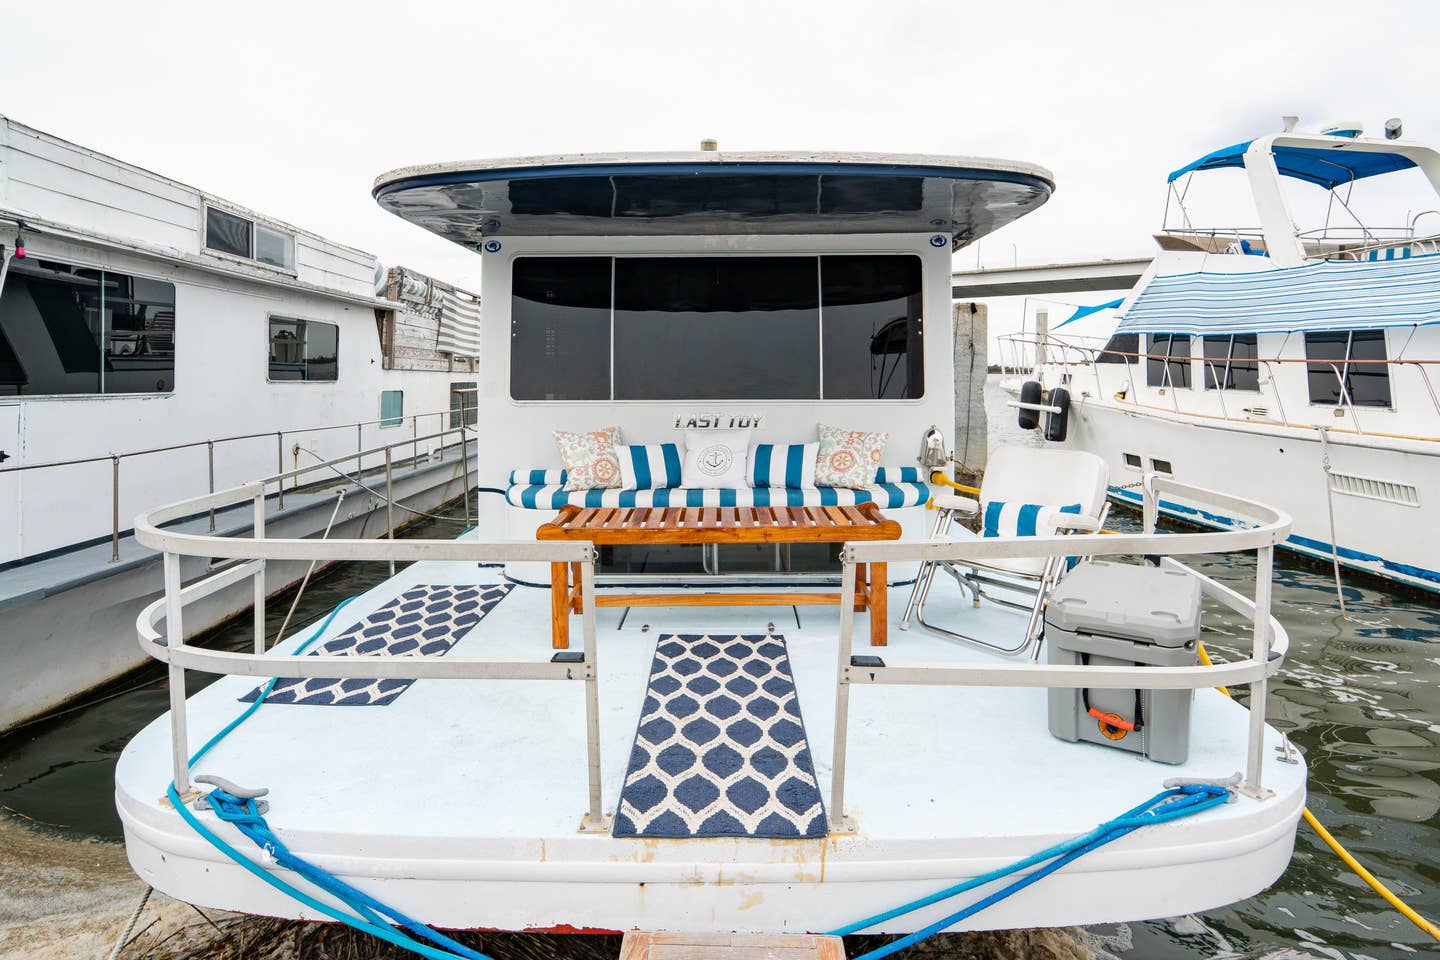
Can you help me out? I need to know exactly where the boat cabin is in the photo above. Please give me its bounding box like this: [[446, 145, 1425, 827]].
[[374, 149, 1053, 577]]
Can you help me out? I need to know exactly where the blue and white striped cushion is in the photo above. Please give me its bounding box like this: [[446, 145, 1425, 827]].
[[509, 468, 567, 485], [748, 442, 818, 489], [618, 443, 683, 490], [506, 481, 931, 511], [982, 500, 1082, 538], [873, 466, 922, 483]]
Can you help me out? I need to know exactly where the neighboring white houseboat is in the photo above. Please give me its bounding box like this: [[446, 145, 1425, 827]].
[[114, 148, 1304, 944], [0, 116, 482, 730], [1002, 125, 1440, 594]]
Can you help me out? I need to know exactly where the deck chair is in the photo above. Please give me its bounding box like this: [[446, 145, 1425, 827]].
[[900, 447, 1110, 659]]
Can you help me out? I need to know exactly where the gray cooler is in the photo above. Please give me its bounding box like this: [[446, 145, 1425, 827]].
[[1046, 561, 1201, 764]]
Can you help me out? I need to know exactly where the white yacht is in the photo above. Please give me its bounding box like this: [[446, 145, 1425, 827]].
[[1003, 123, 1440, 594], [113, 147, 1304, 947], [0, 116, 481, 730]]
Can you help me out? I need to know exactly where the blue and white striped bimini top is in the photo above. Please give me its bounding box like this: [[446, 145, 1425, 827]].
[[1116, 252, 1440, 336]]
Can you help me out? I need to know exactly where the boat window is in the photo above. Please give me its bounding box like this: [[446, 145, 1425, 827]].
[[1123, 452, 1142, 469], [1150, 458, 1173, 475], [510, 257, 612, 401], [0, 257, 176, 395], [1096, 333, 1137, 364], [1202, 334, 1259, 390], [450, 381, 478, 427], [380, 390, 403, 427], [614, 257, 819, 400], [205, 205, 296, 271], [1304, 330, 1391, 407], [1146, 334, 1191, 388], [509, 254, 923, 401], [268, 317, 337, 381], [820, 255, 923, 399]]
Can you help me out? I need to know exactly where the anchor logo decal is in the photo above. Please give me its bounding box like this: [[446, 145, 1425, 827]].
[[697, 444, 733, 477]]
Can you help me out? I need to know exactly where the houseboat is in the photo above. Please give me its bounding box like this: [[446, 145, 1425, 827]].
[[0, 116, 482, 730], [1001, 123, 1440, 594], [113, 147, 1305, 946]]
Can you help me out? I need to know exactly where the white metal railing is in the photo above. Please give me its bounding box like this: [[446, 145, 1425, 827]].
[[0, 392, 478, 562], [997, 330, 1440, 437], [828, 475, 1293, 830], [132, 430, 609, 833]]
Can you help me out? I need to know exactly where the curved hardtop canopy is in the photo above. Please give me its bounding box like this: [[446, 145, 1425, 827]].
[[372, 151, 1054, 248], [1168, 136, 1420, 189]]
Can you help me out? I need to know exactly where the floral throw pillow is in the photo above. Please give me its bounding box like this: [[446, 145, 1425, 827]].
[[554, 427, 622, 492], [814, 424, 890, 489]]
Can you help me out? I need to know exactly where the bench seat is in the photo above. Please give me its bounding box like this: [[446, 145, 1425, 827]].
[[505, 467, 930, 511]]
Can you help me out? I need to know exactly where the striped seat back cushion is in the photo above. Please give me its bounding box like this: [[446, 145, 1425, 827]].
[[748, 442, 819, 489], [619, 443, 684, 490], [981, 500, 1083, 538]]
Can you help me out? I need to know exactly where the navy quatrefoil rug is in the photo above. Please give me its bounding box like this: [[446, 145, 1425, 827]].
[[240, 584, 511, 707], [613, 634, 826, 839]]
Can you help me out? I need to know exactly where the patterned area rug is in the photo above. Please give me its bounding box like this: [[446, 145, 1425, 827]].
[[240, 584, 511, 707], [613, 634, 827, 839]]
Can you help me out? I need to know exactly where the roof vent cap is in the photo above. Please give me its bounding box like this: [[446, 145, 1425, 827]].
[[700, 138, 718, 152]]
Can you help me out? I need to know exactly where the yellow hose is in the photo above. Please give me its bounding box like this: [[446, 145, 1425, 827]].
[[928, 471, 981, 506], [1196, 641, 1440, 942]]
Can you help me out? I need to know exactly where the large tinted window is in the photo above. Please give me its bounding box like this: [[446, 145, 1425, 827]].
[[1202, 334, 1259, 390], [511, 258, 611, 400], [1305, 330, 1390, 407], [1096, 332, 1138, 364], [614, 257, 819, 400], [268, 317, 337, 381], [0, 258, 176, 395], [205, 207, 252, 259], [821, 255, 923, 399], [509, 254, 922, 401], [1146, 334, 1191, 388]]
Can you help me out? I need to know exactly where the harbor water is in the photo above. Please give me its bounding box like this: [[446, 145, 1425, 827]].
[[1, 378, 1437, 958]]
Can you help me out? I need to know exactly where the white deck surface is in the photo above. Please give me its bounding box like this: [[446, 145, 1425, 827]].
[[116, 551, 1307, 934]]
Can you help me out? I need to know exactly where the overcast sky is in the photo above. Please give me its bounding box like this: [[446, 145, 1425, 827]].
[[6, 1, 1439, 347]]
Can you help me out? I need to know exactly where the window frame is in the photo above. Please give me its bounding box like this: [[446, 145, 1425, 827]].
[[379, 389, 404, 427], [266, 314, 339, 383], [1145, 333, 1192, 389], [1303, 329, 1392, 409], [506, 252, 926, 404], [203, 202, 297, 275], [0, 254, 178, 398], [1201, 334, 1260, 391]]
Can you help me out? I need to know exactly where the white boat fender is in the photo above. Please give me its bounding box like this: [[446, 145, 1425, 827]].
[[1045, 387, 1071, 442], [1017, 380, 1043, 429]]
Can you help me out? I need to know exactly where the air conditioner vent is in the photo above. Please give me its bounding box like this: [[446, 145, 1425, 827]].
[[1328, 472, 1420, 507]]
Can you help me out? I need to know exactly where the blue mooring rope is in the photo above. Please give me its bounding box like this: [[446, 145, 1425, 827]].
[[830, 782, 1233, 959], [167, 595, 498, 960], [169, 594, 1232, 960]]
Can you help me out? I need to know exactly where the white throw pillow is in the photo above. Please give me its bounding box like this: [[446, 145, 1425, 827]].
[[681, 429, 752, 488]]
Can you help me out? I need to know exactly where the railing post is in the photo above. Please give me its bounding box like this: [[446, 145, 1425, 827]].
[[253, 493, 267, 654], [207, 441, 216, 532], [111, 456, 121, 563], [580, 550, 605, 831], [357, 422, 364, 476], [1241, 544, 1275, 799], [276, 433, 285, 509], [163, 551, 191, 794], [385, 447, 396, 577], [829, 554, 858, 832], [460, 395, 473, 526], [413, 414, 419, 466]]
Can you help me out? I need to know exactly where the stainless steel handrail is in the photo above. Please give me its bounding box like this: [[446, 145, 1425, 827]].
[[828, 474, 1294, 830], [1, 391, 480, 562], [132, 429, 607, 832]]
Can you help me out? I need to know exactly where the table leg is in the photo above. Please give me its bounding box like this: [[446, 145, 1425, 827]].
[[854, 563, 868, 612], [570, 561, 584, 613], [870, 562, 888, 646], [551, 562, 570, 649]]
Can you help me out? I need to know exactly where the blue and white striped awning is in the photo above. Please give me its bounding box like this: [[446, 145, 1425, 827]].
[[1116, 252, 1440, 336]]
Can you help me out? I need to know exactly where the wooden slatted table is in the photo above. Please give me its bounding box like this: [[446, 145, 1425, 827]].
[[536, 503, 901, 649]]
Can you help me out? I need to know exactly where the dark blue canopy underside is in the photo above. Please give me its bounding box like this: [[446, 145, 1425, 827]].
[[373, 162, 1053, 246], [1168, 140, 1417, 189]]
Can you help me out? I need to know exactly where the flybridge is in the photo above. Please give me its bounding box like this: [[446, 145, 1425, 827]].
[[372, 151, 1054, 246]]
